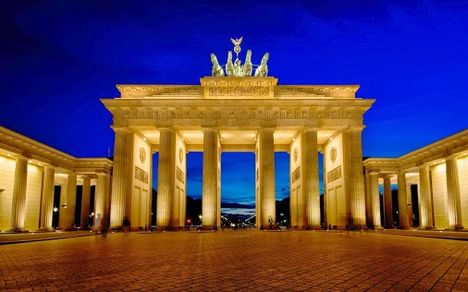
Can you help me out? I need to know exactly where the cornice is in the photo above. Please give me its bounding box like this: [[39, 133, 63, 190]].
[[0, 126, 112, 173], [113, 79, 363, 99], [363, 129, 468, 173]]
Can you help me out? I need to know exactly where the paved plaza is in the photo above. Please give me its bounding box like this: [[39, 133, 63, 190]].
[[1, 231, 467, 291]]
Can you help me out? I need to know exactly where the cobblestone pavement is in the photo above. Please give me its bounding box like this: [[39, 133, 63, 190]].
[[1, 230, 467, 291]]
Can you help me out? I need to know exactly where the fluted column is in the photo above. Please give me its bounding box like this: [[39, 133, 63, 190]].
[[80, 176, 91, 229], [397, 172, 410, 229], [383, 176, 393, 228], [64, 173, 77, 230], [343, 127, 366, 228], [157, 128, 175, 229], [446, 156, 463, 229], [202, 128, 220, 229], [364, 173, 371, 227], [94, 173, 109, 230], [369, 173, 382, 229], [10, 156, 28, 232], [419, 164, 433, 229], [303, 130, 320, 229], [110, 128, 134, 229], [39, 166, 55, 231], [258, 129, 275, 229]]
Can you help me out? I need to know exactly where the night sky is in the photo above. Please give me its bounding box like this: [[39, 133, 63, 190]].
[[1, 1, 467, 204]]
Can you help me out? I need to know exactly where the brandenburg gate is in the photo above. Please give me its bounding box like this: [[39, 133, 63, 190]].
[[101, 39, 374, 230]]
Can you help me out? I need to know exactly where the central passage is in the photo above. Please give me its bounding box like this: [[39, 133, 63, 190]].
[[220, 153, 255, 228]]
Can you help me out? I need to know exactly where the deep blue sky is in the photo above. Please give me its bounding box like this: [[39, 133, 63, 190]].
[[1, 1, 467, 203]]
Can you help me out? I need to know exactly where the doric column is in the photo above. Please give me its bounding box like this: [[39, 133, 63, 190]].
[[257, 128, 275, 229], [369, 173, 382, 229], [202, 128, 220, 229], [64, 173, 77, 230], [364, 173, 371, 227], [446, 156, 463, 229], [94, 173, 109, 230], [419, 164, 433, 229], [80, 176, 91, 229], [342, 127, 366, 228], [383, 176, 393, 228], [110, 128, 134, 229], [157, 128, 176, 229], [397, 171, 410, 229], [10, 156, 28, 232], [39, 166, 55, 231], [302, 130, 320, 229]]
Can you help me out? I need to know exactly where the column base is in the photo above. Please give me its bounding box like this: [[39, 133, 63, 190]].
[[37, 228, 55, 232], [260, 225, 280, 230], [8, 228, 28, 233], [450, 225, 464, 230], [372, 226, 384, 230], [350, 224, 368, 231], [305, 225, 322, 230], [201, 225, 218, 231]]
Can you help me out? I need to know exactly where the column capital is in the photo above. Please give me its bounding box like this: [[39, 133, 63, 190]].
[[302, 127, 319, 133], [257, 127, 275, 134], [112, 126, 132, 133], [343, 125, 365, 132], [446, 154, 460, 161]]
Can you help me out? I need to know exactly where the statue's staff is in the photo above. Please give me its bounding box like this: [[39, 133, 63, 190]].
[[231, 37, 243, 61]]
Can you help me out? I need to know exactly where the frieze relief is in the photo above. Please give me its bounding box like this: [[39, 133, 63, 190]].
[[117, 85, 201, 98], [115, 107, 361, 121], [327, 166, 342, 183], [291, 166, 301, 183], [277, 86, 358, 98], [176, 167, 185, 183], [207, 86, 269, 97], [135, 166, 149, 184]]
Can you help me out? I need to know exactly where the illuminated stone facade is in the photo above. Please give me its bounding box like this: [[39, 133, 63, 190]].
[[0, 127, 112, 232], [363, 130, 468, 230], [102, 76, 374, 230]]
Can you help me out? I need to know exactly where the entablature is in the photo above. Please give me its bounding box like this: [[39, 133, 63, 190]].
[[115, 77, 362, 99], [364, 129, 468, 174]]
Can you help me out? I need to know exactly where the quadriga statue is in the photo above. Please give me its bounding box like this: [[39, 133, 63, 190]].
[[254, 52, 269, 77], [226, 51, 234, 76], [242, 50, 253, 77], [210, 53, 225, 77]]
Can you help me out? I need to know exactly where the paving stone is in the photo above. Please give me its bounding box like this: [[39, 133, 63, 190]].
[[0, 231, 467, 291]]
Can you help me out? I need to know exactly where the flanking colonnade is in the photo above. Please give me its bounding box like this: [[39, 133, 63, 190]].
[[0, 126, 112, 232], [364, 130, 468, 230]]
